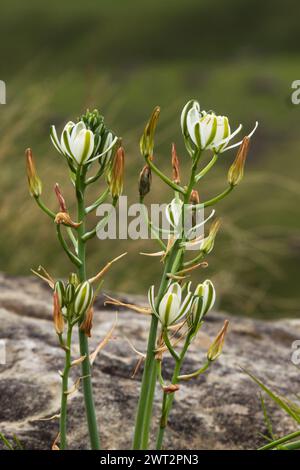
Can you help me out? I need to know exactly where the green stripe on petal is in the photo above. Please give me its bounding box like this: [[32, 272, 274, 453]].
[[194, 122, 202, 149], [205, 116, 218, 147], [80, 130, 94, 163], [62, 129, 75, 160], [50, 126, 63, 155]]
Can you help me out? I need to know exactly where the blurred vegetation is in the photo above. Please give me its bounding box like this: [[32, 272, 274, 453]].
[[0, 0, 299, 318]]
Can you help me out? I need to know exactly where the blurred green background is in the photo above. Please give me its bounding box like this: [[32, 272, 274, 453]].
[[0, 0, 299, 318]]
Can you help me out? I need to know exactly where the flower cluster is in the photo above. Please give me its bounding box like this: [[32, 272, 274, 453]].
[[148, 280, 216, 327], [54, 277, 94, 334], [50, 110, 118, 167], [181, 99, 258, 156]]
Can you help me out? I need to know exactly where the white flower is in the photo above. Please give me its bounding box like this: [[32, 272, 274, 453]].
[[165, 198, 183, 230], [192, 280, 216, 320], [181, 100, 258, 154], [148, 282, 193, 326], [183, 280, 215, 331], [50, 120, 117, 166]]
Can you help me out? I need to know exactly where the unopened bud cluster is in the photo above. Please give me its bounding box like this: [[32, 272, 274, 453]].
[[53, 277, 94, 336]]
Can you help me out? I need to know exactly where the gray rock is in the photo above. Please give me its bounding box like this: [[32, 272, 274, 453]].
[[0, 273, 299, 450]]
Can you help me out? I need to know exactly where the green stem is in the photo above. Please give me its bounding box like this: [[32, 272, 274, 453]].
[[56, 225, 82, 267], [183, 251, 205, 268], [156, 358, 182, 450], [76, 169, 101, 450], [258, 430, 300, 450], [35, 196, 56, 219], [132, 244, 180, 449], [82, 200, 117, 242], [140, 197, 167, 251], [177, 361, 210, 381], [195, 154, 218, 181], [156, 313, 194, 450], [203, 185, 234, 207], [85, 188, 110, 214], [163, 330, 180, 361], [133, 150, 200, 450], [59, 325, 72, 450], [146, 157, 185, 195], [280, 439, 300, 450]]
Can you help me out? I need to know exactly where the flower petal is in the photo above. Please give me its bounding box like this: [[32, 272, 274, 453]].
[[181, 100, 200, 136], [70, 121, 86, 141], [50, 125, 63, 155], [70, 129, 94, 164], [85, 135, 118, 164], [186, 104, 201, 146]]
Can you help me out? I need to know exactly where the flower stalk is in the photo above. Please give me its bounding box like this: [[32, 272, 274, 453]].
[[133, 100, 257, 450], [27, 109, 124, 450]]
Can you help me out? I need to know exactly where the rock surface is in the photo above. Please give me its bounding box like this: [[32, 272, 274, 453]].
[[0, 273, 299, 450]]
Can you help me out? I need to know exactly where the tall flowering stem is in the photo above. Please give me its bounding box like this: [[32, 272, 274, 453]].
[[133, 101, 257, 449], [26, 110, 124, 450], [75, 165, 100, 449]]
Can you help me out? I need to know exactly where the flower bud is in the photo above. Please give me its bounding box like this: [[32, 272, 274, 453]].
[[189, 189, 200, 228], [171, 143, 181, 184], [65, 283, 75, 305], [53, 291, 64, 335], [200, 219, 221, 254], [157, 282, 192, 326], [140, 106, 160, 157], [138, 164, 152, 197], [80, 306, 94, 337], [74, 281, 94, 317], [107, 145, 125, 198], [69, 272, 79, 287], [54, 280, 66, 308], [189, 279, 216, 328], [189, 189, 200, 205], [207, 320, 229, 361], [54, 183, 67, 212], [227, 136, 250, 186], [158, 292, 181, 326], [79, 109, 104, 135], [54, 212, 82, 228], [98, 131, 116, 172], [25, 148, 42, 197]]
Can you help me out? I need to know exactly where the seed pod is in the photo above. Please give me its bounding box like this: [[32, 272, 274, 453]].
[[189, 189, 200, 205], [54, 183, 67, 212], [227, 136, 250, 186], [107, 146, 125, 198], [138, 164, 152, 197], [171, 143, 181, 184], [207, 320, 229, 361], [140, 106, 160, 157], [53, 292, 64, 335], [74, 281, 94, 317], [25, 148, 42, 197], [54, 280, 66, 308], [80, 306, 94, 337]]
